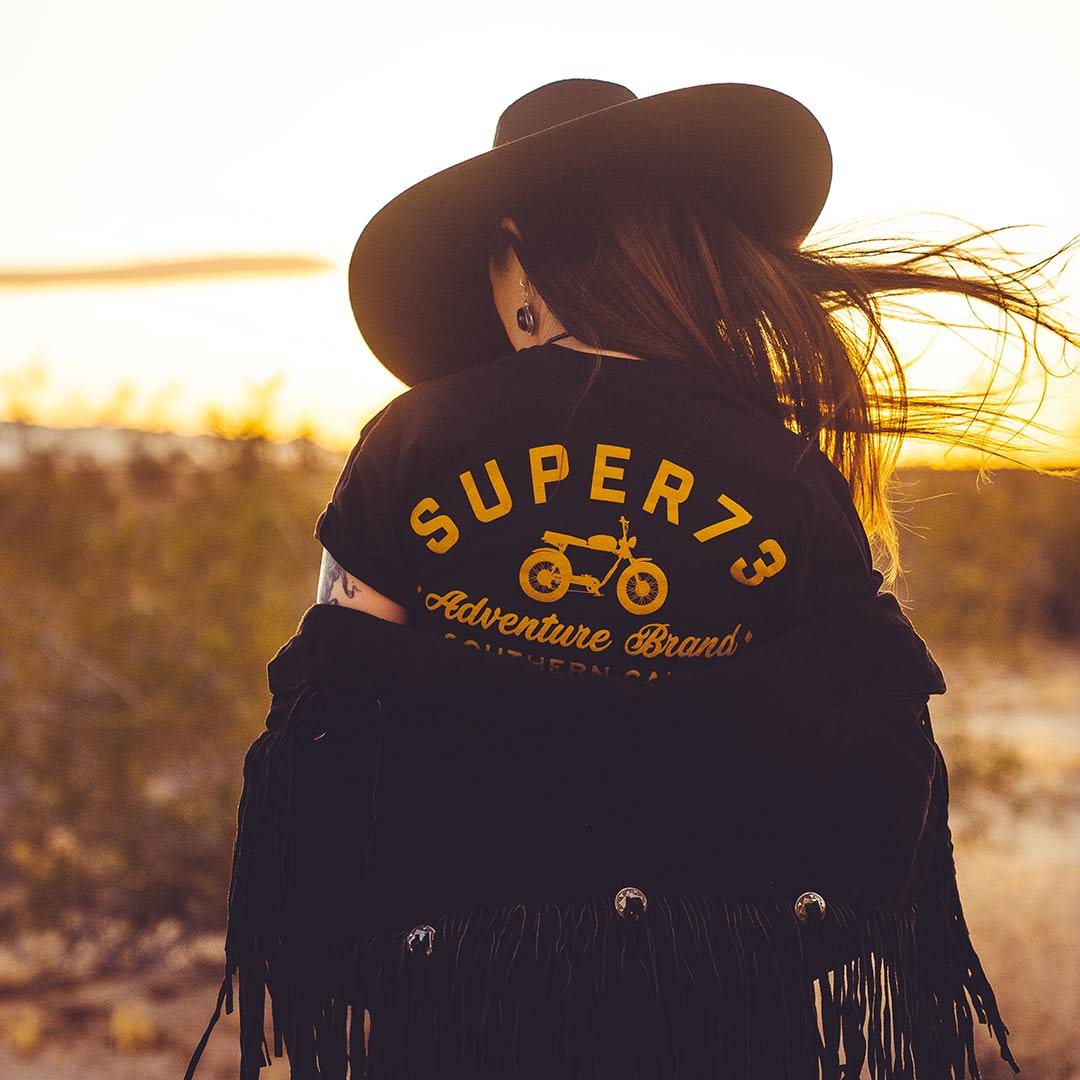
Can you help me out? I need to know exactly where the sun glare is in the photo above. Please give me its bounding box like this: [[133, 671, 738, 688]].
[[2, 2, 1078, 466]]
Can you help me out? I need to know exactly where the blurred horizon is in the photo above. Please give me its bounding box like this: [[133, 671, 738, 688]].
[[3, 350, 1078, 467], [3, 249, 1079, 466], [4, 410, 1080, 471]]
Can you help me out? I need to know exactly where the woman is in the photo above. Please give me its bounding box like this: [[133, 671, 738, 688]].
[[188, 79, 1077, 1080]]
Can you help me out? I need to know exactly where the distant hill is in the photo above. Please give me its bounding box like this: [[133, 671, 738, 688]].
[[0, 421, 345, 470]]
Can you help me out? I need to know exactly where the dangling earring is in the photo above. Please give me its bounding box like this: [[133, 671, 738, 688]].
[[516, 278, 537, 334]]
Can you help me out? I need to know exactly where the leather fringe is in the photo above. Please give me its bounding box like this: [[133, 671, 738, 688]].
[[184, 693, 1020, 1080], [190, 889, 1017, 1079]]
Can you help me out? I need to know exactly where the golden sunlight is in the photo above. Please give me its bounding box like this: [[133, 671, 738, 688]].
[[0, 255, 333, 287]]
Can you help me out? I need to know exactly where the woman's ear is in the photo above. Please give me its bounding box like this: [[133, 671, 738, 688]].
[[489, 236, 530, 349], [490, 218, 523, 273]]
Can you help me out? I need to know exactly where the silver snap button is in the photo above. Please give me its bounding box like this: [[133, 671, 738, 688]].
[[406, 924, 436, 956], [614, 886, 648, 921], [793, 891, 827, 924]]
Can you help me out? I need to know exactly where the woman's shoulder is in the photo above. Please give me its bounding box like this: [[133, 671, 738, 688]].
[[386, 347, 529, 410], [357, 348, 526, 435], [346, 345, 856, 507]]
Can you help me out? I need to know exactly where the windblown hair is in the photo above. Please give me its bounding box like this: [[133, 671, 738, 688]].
[[488, 164, 1080, 584]]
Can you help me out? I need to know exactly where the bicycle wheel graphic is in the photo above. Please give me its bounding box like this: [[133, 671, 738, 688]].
[[616, 563, 668, 615], [519, 549, 572, 603]]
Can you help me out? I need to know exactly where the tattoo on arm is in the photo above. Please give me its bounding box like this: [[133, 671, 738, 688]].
[[315, 547, 409, 623], [317, 551, 359, 605]]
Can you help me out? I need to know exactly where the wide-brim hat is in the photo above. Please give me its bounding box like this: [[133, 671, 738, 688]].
[[348, 78, 832, 387]]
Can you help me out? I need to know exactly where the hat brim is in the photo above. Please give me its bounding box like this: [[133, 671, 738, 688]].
[[348, 82, 832, 387]]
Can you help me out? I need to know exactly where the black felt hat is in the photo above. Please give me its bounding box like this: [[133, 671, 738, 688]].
[[348, 78, 832, 387]]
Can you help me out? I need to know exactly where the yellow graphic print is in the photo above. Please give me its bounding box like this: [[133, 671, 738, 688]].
[[730, 538, 787, 586], [518, 515, 669, 616]]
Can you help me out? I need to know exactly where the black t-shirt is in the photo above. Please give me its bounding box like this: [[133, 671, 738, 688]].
[[315, 342, 875, 680]]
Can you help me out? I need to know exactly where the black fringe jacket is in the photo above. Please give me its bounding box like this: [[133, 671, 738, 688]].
[[185, 574, 1019, 1079]]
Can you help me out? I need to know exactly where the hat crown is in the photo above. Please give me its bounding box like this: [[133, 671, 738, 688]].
[[493, 79, 637, 148]]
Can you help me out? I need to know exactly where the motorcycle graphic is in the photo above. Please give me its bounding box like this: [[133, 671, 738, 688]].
[[518, 515, 669, 615]]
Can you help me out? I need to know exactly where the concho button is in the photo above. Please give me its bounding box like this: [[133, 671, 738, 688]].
[[794, 891, 827, 924], [614, 886, 648, 921], [406, 924, 436, 956]]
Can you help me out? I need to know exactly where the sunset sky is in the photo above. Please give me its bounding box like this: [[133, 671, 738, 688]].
[[2, 0, 1078, 464]]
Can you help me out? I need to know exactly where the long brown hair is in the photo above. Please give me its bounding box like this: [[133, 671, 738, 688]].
[[487, 163, 1080, 583]]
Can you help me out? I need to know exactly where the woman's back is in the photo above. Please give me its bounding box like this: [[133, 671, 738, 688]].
[[316, 339, 875, 679], [180, 77, 1080, 1080]]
